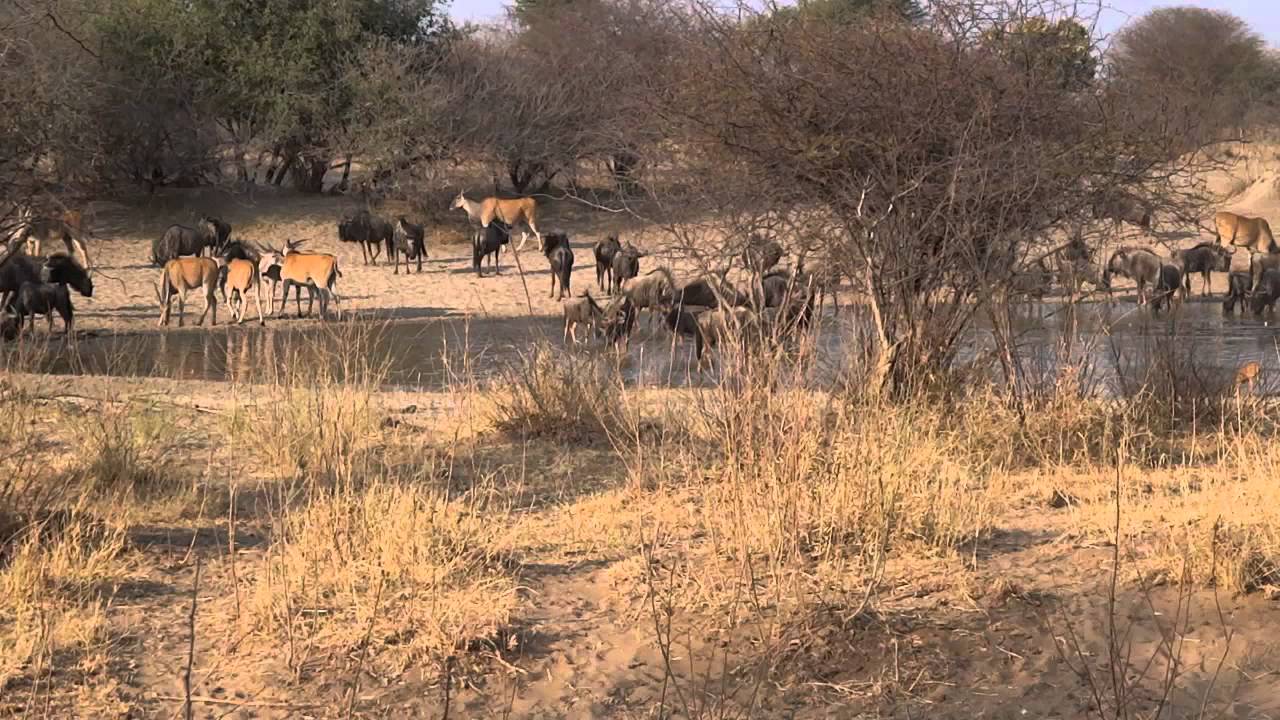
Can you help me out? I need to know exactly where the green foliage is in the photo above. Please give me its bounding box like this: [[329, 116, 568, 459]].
[[982, 18, 1097, 91], [94, 0, 449, 190]]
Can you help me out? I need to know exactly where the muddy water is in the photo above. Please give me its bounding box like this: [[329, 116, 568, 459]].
[[8, 299, 1280, 392]]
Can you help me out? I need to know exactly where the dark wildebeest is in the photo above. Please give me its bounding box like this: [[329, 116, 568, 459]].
[[1250, 269, 1280, 316], [611, 245, 641, 294], [13, 254, 95, 338], [741, 235, 784, 275], [473, 220, 510, 277], [1175, 243, 1232, 297], [594, 235, 621, 291], [1102, 247, 1162, 304], [1223, 271, 1251, 314], [675, 273, 748, 309], [602, 294, 638, 350], [1249, 252, 1280, 294], [338, 209, 394, 266], [389, 216, 427, 274], [1149, 264, 1184, 314], [152, 216, 228, 267], [542, 232, 574, 300]]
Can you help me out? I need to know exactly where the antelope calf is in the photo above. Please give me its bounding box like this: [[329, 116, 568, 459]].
[[563, 291, 604, 343], [157, 257, 220, 327]]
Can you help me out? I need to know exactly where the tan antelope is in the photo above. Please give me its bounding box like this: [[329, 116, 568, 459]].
[[156, 257, 220, 327], [262, 240, 342, 319], [1216, 211, 1279, 254], [452, 191, 542, 250], [8, 206, 93, 269], [1235, 361, 1261, 395], [221, 257, 266, 325]]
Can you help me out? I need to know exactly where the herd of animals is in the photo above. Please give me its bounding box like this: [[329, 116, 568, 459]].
[[0, 191, 830, 362], [1023, 210, 1280, 317], [4, 196, 1280, 363]]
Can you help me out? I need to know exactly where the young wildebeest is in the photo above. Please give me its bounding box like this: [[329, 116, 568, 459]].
[[594, 235, 621, 291], [1251, 269, 1280, 316], [611, 245, 641, 294], [13, 254, 94, 338], [152, 216, 229, 266], [338, 209, 394, 266], [562, 291, 604, 343], [542, 232, 574, 300], [1102, 247, 1162, 305], [157, 256, 220, 327], [389, 216, 427, 274], [693, 306, 760, 364], [1223, 271, 1252, 314], [472, 220, 510, 277], [1175, 243, 1233, 297]]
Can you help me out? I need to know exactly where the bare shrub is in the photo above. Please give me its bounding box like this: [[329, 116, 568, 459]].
[[491, 343, 632, 443]]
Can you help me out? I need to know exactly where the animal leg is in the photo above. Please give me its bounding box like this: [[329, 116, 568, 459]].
[[177, 293, 186, 327]]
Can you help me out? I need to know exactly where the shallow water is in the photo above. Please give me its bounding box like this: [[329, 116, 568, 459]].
[[7, 298, 1280, 393]]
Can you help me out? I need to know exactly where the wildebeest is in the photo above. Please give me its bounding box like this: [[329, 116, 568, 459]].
[[1175, 243, 1233, 297], [1149, 264, 1184, 314], [452, 191, 541, 250], [152, 217, 228, 266], [1249, 251, 1280, 294], [1102, 247, 1162, 304], [542, 232, 574, 300], [693, 306, 760, 363], [472, 220, 511, 277], [611, 245, 641, 294], [741, 235, 784, 275], [0, 253, 41, 312], [1251, 269, 1280, 316], [1217, 211, 1279, 254], [156, 257, 220, 326], [263, 242, 342, 319], [1223, 271, 1251, 314], [338, 209, 394, 266], [11, 254, 94, 338], [562, 291, 604, 343], [674, 273, 748, 309], [594, 235, 621, 291], [622, 267, 677, 326], [390, 216, 427, 274], [601, 295, 638, 350]]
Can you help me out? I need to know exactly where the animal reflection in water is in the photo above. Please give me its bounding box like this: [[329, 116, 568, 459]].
[[150, 326, 282, 382]]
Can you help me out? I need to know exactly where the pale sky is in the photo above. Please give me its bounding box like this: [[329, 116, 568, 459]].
[[447, 0, 1280, 45]]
